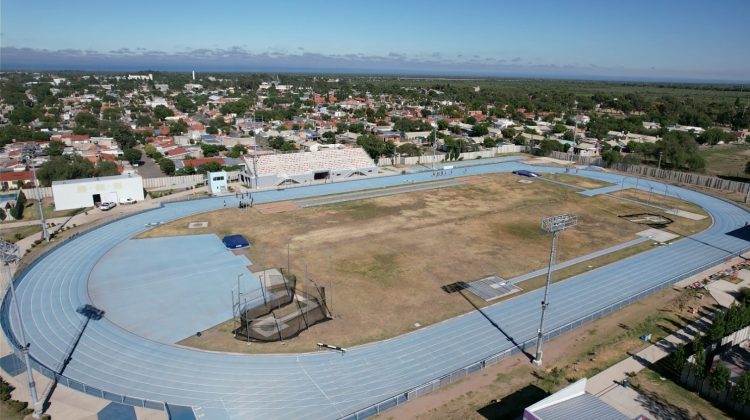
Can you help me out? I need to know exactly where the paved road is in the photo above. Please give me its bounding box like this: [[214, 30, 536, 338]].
[[2, 163, 749, 420]]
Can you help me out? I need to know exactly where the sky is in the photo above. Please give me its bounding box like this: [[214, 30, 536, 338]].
[[1, 0, 749, 82]]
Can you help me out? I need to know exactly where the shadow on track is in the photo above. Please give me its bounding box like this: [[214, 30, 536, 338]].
[[458, 290, 534, 362], [41, 305, 104, 412]]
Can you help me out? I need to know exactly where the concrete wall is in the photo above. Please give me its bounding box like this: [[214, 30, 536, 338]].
[[141, 171, 241, 190], [248, 166, 378, 188], [378, 145, 525, 167], [52, 175, 145, 210]]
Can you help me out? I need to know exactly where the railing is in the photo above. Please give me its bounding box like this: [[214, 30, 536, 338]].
[[341, 246, 750, 420], [2, 166, 748, 420]]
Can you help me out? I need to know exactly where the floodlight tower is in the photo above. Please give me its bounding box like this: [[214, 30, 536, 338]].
[[533, 214, 578, 366], [0, 240, 42, 418], [25, 155, 49, 242]]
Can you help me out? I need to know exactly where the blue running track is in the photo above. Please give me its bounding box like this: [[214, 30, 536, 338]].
[[2, 162, 749, 419]]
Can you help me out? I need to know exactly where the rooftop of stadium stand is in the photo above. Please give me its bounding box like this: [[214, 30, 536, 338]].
[[245, 148, 376, 177]]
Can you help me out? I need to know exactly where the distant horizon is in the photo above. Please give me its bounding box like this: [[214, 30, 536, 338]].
[[1, 60, 748, 86], [2, 1, 749, 84]]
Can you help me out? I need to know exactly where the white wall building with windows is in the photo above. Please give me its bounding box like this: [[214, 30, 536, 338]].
[[52, 174, 145, 210], [207, 171, 228, 194]]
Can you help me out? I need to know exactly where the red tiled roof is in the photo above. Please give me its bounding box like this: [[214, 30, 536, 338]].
[[0, 171, 33, 182], [183, 157, 224, 167], [166, 147, 189, 156]]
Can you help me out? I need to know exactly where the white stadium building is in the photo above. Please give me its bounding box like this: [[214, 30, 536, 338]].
[[241, 148, 377, 188]]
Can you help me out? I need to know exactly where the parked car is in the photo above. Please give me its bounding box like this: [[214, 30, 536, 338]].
[[512, 169, 540, 178], [100, 202, 116, 211], [120, 198, 136, 205]]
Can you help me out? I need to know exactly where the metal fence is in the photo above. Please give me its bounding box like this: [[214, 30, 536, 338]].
[[341, 246, 750, 420], [549, 151, 750, 195], [378, 145, 525, 167], [2, 175, 748, 419]]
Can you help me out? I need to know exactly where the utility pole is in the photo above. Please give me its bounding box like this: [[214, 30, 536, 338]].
[[1, 240, 42, 418], [658, 152, 663, 171], [533, 214, 578, 366], [26, 156, 49, 242]]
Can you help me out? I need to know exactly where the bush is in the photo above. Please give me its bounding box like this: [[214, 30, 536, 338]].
[[738, 287, 750, 304]]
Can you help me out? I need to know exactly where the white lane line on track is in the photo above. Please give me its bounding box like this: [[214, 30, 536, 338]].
[[297, 357, 344, 418]]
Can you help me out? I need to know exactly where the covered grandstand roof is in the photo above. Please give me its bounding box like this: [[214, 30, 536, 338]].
[[245, 148, 376, 177]]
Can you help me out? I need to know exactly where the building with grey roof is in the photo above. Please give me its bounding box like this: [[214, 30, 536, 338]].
[[524, 379, 633, 420]]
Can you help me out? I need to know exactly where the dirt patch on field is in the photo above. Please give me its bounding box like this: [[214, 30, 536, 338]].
[[143, 173, 709, 353]]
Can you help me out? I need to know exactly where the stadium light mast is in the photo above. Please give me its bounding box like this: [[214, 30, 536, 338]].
[[25, 155, 49, 242], [533, 214, 577, 366], [1, 240, 42, 418], [431, 126, 438, 171]]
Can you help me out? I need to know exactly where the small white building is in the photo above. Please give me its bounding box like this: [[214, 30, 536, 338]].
[[52, 174, 145, 210], [207, 171, 228, 195]]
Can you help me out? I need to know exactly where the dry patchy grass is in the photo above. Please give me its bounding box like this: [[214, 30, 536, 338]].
[[144, 174, 711, 353]]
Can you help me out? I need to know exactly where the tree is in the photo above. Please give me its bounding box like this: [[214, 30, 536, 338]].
[[709, 363, 730, 393], [437, 119, 449, 131], [158, 158, 176, 175], [356, 134, 385, 162], [670, 344, 686, 373], [95, 160, 119, 177], [602, 149, 623, 166], [47, 140, 66, 156], [227, 144, 247, 158], [153, 105, 173, 121], [322, 131, 336, 144], [200, 144, 227, 157], [698, 128, 732, 145], [10, 190, 26, 219], [144, 144, 157, 158], [122, 148, 142, 165], [708, 311, 726, 343], [470, 123, 489, 137], [483, 138, 497, 148], [396, 143, 421, 157], [733, 371, 750, 405], [562, 130, 575, 141], [169, 120, 188, 136], [0, 208, 5, 221], [74, 112, 99, 130], [174, 94, 196, 113], [8, 105, 39, 125], [36, 155, 95, 186], [501, 127, 516, 139], [693, 341, 708, 380], [197, 161, 223, 174], [538, 139, 564, 157]]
